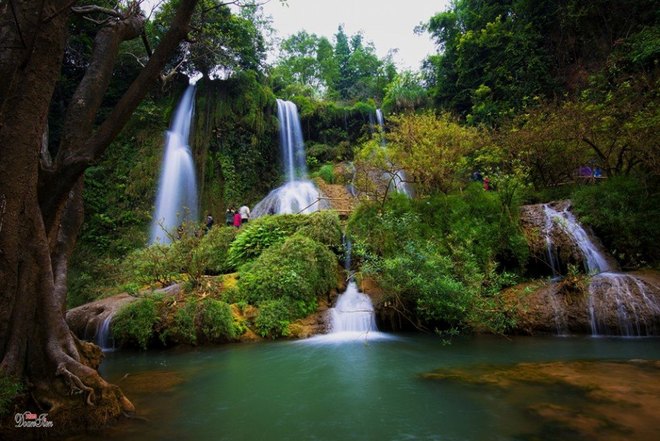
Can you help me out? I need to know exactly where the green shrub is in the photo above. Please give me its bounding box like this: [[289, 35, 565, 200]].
[[227, 212, 342, 267], [0, 374, 22, 417], [254, 299, 291, 338], [197, 298, 236, 342], [112, 298, 159, 349], [162, 300, 198, 345], [238, 234, 338, 318], [122, 244, 180, 286], [316, 163, 336, 184], [227, 214, 306, 267], [349, 187, 528, 332], [571, 176, 660, 267], [296, 211, 342, 248], [192, 226, 238, 275], [307, 144, 338, 164]]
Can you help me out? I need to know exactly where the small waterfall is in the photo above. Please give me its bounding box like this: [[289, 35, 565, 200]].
[[543, 204, 611, 274], [330, 282, 378, 334], [588, 273, 660, 336], [96, 314, 115, 352], [150, 85, 198, 244], [375, 109, 411, 197], [542, 204, 562, 279], [332, 236, 377, 334], [542, 202, 660, 336], [302, 236, 392, 343], [252, 100, 328, 217]]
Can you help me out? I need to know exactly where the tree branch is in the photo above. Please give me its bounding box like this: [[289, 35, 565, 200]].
[[71, 5, 124, 19], [85, 0, 199, 159], [39, 0, 199, 228]]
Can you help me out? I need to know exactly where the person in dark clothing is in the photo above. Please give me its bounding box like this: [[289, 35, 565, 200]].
[[205, 213, 214, 232], [225, 208, 234, 226]]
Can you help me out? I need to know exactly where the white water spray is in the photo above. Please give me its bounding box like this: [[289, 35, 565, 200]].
[[543, 204, 612, 274], [96, 314, 115, 352], [252, 100, 328, 217], [543, 203, 659, 335], [150, 85, 198, 244]]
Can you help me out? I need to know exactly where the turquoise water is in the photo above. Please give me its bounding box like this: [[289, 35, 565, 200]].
[[88, 335, 660, 440]]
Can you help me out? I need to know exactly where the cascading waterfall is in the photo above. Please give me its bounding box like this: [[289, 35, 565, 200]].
[[330, 282, 378, 334], [543, 203, 659, 335], [375, 109, 411, 197], [542, 205, 562, 279], [149, 85, 198, 244], [588, 272, 660, 336], [543, 205, 611, 274], [96, 314, 115, 352], [324, 236, 389, 341], [303, 236, 391, 343], [252, 100, 328, 217]]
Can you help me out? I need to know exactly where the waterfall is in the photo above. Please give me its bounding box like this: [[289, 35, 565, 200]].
[[542, 205, 562, 280], [588, 272, 660, 336], [252, 100, 328, 217], [302, 236, 392, 343], [330, 282, 378, 334], [96, 314, 115, 352], [542, 202, 659, 336], [278, 99, 307, 183], [150, 85, 198, 244], [375, 109, 411, 197], [542, 204, 612, 274], [328, 238, 381, 339]]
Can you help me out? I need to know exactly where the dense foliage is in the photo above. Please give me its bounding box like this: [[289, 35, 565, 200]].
[[349, 189, 527, 333], [271, 26, 396, 102], [239, 233, 338, 338], [420, 0, 659, 125], [571, 177, 660, 268], [65, 0, 658, 344]]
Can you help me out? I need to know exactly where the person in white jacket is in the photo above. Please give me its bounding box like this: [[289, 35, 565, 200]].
[[239, 205, 250, 224]]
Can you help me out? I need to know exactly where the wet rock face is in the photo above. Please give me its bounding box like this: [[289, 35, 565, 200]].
[[66, 293, 138, 342], [66, 284, 182, 343], [520, 200, 614, 277], [505, 271, 660, 336]]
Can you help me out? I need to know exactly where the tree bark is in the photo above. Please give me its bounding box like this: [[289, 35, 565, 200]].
[[0, 0, 199, 435]]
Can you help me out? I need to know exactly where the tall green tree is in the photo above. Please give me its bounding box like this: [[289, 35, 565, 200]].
[[421, 0, 658, 125], [0, 0, 199, 432], [154, 0, 267, 79]]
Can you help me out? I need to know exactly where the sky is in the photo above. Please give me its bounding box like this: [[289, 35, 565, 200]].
[[141, 0, 451, 71], [260, 0, 451, 70]]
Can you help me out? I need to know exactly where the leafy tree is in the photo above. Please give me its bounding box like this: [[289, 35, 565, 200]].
[[0, 0, 201, 430], [421, 0, 658, 124], [382, 71, 429, 113], [421, 0, 554, 124], [272, 25, 395, 102], [271, 31, 325, 97], [154, 0, 267, 79], [386, 112, 481, 195]]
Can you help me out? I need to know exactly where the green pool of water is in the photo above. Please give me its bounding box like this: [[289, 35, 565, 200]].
[[85, 335, 660, 440]]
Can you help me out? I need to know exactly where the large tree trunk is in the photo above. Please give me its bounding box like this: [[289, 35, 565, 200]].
[[0, 0, 198, 436]]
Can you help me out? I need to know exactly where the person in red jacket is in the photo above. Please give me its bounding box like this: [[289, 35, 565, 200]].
[[233, 210, 242, 228]]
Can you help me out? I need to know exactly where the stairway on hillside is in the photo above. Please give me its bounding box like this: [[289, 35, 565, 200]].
[[315, 181, 356, 219]]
